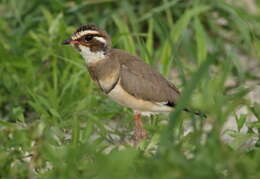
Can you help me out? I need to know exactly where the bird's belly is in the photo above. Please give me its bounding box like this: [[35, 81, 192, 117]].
[[107, 82, 172, 113]]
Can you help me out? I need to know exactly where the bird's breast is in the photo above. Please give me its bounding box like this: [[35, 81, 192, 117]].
[[97, 69, 120, 93], [87, 59, 120, 93]]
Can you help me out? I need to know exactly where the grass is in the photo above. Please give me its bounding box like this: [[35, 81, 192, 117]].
[[1, 0, 260, 178]]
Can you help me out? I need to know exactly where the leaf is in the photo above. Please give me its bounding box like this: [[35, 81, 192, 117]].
[[250, 103, 260, 120], [113, 16, 135, 53], [235, 114, 247, 131], [217, 3, 251, 47], [247, 121, 260, 128], [194, 17, 207, 64], [229, 133, 254, 151], [41, 8, 53, 26], [146, 19, 154, 56], [172, 5, 210, 43], [254, 40, 260, 58], [49, 13, 63, 37], [138, 0, 179, 22]]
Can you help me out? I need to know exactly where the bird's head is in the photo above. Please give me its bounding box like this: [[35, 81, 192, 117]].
[[63, 25, 111, 62]]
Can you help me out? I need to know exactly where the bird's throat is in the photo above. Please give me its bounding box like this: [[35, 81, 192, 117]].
[[78, 45, 106, 64]]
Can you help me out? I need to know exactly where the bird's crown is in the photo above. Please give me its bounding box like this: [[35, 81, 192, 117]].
[[71, 24, 101, 40]]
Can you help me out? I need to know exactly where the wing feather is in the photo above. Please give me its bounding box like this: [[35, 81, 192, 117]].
[[111, 49, 180, 104]]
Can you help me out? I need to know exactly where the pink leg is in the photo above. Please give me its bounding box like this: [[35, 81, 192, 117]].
[[133, 113, 147, 144]]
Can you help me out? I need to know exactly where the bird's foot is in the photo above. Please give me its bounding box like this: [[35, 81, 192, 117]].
[[134, 125, 147, 141], [133, 113, 147, 146]]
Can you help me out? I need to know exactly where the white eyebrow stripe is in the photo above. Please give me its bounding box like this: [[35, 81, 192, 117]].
[[81, 30, 99, 35], [72, 30, 100, 40], [94, 36, 107, 44]]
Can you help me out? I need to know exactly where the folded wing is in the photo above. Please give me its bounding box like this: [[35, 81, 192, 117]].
[[115, 49, 180, 105]]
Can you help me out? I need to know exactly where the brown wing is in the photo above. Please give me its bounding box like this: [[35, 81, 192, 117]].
[[110, 49, 180, 104]]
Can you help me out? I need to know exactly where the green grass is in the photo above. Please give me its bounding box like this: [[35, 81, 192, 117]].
[[1, 0, 260, 178]]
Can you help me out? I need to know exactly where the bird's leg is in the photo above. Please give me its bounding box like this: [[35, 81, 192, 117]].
[[133, 113, 147, 144]]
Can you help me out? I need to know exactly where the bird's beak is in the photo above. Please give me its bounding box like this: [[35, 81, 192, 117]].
[[62, 38, 79, 45]]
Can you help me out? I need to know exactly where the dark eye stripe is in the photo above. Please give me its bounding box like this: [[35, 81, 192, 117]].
[[73, 32, 106, 42], [76, 34, 105, 41], [84, 35, 93, 41]]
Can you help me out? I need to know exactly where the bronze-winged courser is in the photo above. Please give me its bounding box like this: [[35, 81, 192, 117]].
[[63, 25, 205, 143]]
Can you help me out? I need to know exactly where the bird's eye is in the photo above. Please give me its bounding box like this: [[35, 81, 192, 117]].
[[84, 35, 93, 41]]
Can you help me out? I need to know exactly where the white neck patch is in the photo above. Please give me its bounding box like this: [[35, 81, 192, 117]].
[[78, 45, 106, 64], [94, 36, 107, 45]]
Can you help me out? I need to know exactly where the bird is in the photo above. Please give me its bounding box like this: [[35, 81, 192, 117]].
[[62, 24, 205, 143]]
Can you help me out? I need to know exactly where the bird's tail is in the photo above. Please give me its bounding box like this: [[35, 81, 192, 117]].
[[184, 108, 207, 118]]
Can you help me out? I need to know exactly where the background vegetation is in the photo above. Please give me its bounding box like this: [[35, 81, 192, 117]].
[[0, 0, 260, 178]]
